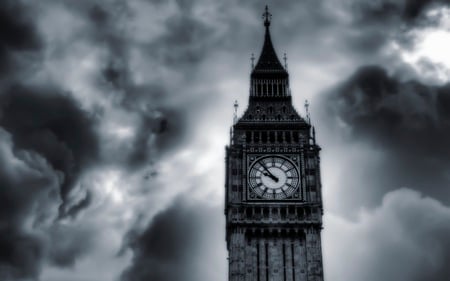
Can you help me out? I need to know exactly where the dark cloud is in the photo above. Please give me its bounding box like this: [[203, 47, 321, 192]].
[[0, 84, 99, 217], [0, 1, 101, 278], [120, 198, 224, 281], [351, 0, 450, 22], [0, 0, 41, 79], [322, 65, 450, 206], [0, 84, 98, 279], [0, 128, 92, 280], [0, 1, 40, 51]]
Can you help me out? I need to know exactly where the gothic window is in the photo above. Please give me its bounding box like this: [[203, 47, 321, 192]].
[[285, 131, 291, 142], [282, 106, 286, 114], [262, 131, 267, 142], [280, 207, 286, 219], [263, 208, 269, 218], [288, 206, 295, 214], [254, 132, 260, 142], [277, 131, 282, 142], [269, 131, 275, 143]]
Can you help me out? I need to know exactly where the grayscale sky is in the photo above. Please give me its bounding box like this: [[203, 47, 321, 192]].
[[1, 0, 450, 281]]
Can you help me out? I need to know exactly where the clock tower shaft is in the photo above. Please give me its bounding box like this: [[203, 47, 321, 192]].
[[225, 6, 324, 281]]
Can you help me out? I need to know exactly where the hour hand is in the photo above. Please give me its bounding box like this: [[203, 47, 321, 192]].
[[259, 162, 279, 182], [263, 171, 279, 182]]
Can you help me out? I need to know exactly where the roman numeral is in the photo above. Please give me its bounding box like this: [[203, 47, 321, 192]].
[[285, 167, 295, 172]]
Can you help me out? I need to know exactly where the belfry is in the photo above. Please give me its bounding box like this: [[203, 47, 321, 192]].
[[225, 6, 325, 281]]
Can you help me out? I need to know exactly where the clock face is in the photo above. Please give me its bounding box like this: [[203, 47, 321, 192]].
[[248, 155, 300, 199]]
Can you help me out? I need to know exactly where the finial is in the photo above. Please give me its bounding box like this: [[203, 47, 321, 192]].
[[312, 126, 316, 145], [263, 5, 272, 27], [283, 53, 288, 69], [304, 99, 311, 124], [251, 53, 255, 69], [233, 100, 239, 124]]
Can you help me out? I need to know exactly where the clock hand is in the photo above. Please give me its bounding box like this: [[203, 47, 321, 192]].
[[263, 171, 279, 182], [259, 162, 279, 182]]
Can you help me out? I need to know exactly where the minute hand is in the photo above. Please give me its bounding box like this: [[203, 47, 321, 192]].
[[259, 162, 279, 182]]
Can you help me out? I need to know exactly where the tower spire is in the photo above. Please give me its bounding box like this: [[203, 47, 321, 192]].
[[252, 6, 286, 75], [250, 6, 289, 98]]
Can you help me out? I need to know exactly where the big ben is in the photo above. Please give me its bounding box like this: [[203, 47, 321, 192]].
[[225, 6, 324, 281]]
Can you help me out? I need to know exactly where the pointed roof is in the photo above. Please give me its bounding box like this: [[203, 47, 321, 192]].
[[251, 6, 288, 78]]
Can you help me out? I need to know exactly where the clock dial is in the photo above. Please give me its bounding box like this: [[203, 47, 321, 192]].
[[248, 156, 300, 199]]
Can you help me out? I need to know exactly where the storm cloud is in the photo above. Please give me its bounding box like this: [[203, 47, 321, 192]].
[[120, 198, 225, 281], [321, 65, 450, 208]]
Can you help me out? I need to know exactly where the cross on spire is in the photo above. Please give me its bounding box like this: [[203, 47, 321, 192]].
[[263, 5, 272, 27], [251, 53, 255, 69]]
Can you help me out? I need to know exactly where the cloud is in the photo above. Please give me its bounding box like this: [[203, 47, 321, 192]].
[[0, 128, 93, 280], [0, 84, 99, 218], [120, 197, 226, 281], [324, 188, 450, 281], [0, 0, 41, 78], [319, 65, 450, 211]]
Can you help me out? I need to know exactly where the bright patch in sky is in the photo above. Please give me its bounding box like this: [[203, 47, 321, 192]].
[[399, 7, 450, 82], [403, 28, 450, 67], [418, 30, 450, 65]]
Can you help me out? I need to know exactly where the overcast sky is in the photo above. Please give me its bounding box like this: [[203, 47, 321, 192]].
[[1, 0, 450, 281]]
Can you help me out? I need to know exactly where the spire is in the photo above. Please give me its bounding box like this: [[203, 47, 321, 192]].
[[251, 5, 288, 78], [263, 5, 271, 27]]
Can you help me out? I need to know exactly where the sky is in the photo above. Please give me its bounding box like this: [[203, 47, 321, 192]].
[[1, 0, 450, 280]]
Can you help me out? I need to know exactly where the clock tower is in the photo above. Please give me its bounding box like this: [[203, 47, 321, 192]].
[[225, 6, 324, 281]]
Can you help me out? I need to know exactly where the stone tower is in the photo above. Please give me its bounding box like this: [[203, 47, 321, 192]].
[[225, 6, 324, 281]]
